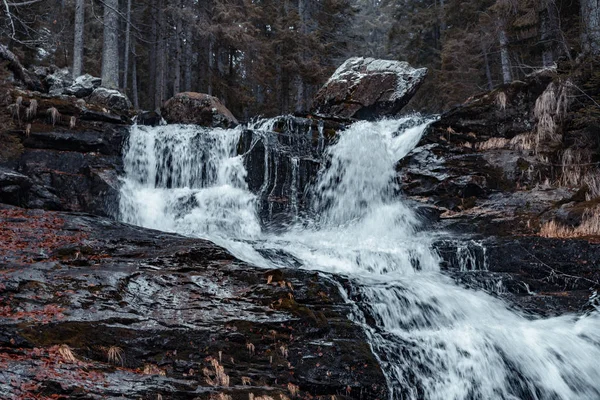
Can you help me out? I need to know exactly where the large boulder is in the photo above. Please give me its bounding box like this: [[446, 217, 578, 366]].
[[65, 74, 102, 98], [311, 57, 428, 120], [162, 92, 238, 128], [88, 87, 133, 115]]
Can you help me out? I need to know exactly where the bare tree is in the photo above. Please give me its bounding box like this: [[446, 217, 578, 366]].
[[123, 0, 132, 90], [101, 0, 119, 89], [154, 0, 166, 109], [183, 22, 192, 92], [580, 0, 600, 55], [498, 26, 512, 84], [173, 0, 182, 95], [132, 39, 139, 109], [72, 0, 85, 78]]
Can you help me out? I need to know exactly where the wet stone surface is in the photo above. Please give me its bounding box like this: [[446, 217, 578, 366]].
[[434, 236, 600, 317], [0, 205, 387, 399]]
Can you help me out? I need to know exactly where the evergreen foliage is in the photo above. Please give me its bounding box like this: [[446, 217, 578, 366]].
[[0, 0, 597, 116]]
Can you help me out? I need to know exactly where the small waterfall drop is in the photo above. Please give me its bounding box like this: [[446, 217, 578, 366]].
[[119, 117, 600, 400], [120, 124, 261, 242]]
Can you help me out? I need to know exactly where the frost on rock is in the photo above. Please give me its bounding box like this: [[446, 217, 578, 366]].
[[312, 57, 427, 120], [88, 87, 133, 114], [65, 74, 102, 98]]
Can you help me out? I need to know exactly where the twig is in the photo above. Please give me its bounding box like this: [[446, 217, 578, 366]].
[[517, 242, 599, 287]]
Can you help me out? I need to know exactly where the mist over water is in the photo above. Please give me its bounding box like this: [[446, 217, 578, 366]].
[[120, 118, 600, 400]]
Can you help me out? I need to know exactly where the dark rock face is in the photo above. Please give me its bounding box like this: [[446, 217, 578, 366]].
[[433, 74, 551, 141], [399, 70, 579, 236], [0, 206, 387, 400], [239, 116, 344, 227], [396, 68, 600, 316], [311, 57, 427, 120], [136, 110, 162, 126], [0, 90, 128, 216], [8, 88, 133, 124], [434, 236, 600, 316], [162, 92, 238, 128], [0, 166, 32, 206]]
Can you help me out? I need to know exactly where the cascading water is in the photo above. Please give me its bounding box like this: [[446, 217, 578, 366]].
[[119, 124, 262, 254], [119, 117, 600, 400]]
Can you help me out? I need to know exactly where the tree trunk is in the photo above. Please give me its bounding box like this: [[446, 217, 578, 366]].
[[101, 0, 119, 89], [580, 0, 600, 55], [439, 0, 446, 31], [295, 0, 307, 114], [295, 75, 304, 114], [148, 0, 157, 110], [154, 0, 166, 110], [123, 0, 132, 90], [498, 28, 512, 84], [72, 0, 85, 78], [183, 20, 192, 92], [132, 48, 139, 110], [481, 38, 493, 90], [173, 0, 182, 94], [208, 37, 214, 96], [540, 1, 560, 67]]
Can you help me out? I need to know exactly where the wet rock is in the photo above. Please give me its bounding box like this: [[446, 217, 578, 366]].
[[0, 206, 387, 400], [0, 167, 31, 206], [432, 69, 564, 144], [64, 74, 102, 98], [136, 110, 162, 126], [46, 67, 73, 96], [31, 65, 51, 80], [88, 87, 133, 116], [9, 88, 132, 125], [0, 105, 127, 216], [162, 92, 238, 128], [239, 116, 342, 227], [14, 126, 126, 216], [311, 57, 427, 120], [435, 236, 600, 316], [398, 71, 574, 236]]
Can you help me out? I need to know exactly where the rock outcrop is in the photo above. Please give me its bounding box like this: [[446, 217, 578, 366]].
[[398, 64, 600, 316], [311, 57, 427, 120], [46, 67, 73, 96], [88, 87, 133, 115], [162, 92, 238, 128], [0, 205, 387, 399], [435, 237, 600, 316], [0, 84, 130, 217], [65, 74, 102, 98], [0, 44, 44, 92], [239, 116, 344, 227], [400, 67, 599, 236]]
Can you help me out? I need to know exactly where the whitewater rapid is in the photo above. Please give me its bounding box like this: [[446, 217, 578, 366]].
[[119, 118, 600, 400]]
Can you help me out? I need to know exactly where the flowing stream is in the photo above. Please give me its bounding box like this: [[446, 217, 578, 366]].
[[119, 117, 600, 400]]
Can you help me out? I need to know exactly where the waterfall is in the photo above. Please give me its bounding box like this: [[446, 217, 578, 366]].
[[119, 117, 600, 400], [119, 124, 261, 242]]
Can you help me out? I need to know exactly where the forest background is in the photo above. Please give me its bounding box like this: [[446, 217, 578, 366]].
[[1, 0, 599, 119]]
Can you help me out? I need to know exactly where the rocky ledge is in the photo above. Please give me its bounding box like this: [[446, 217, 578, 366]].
[[401, 60, 600, 317], [0, 205, 387, 399]]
